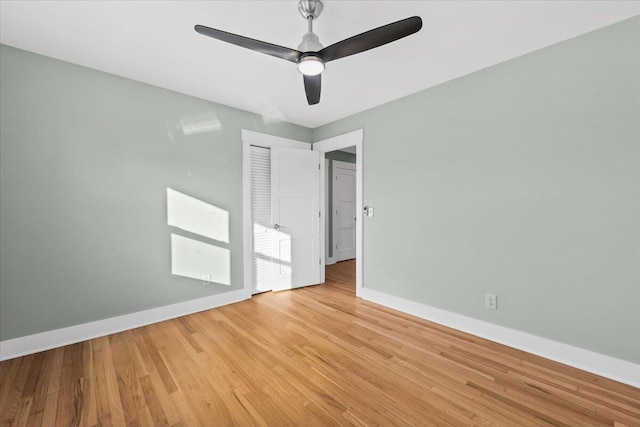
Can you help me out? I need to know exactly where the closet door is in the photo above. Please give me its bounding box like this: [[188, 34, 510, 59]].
[[271, 147, 321, 290], [250, 145, 273, 294]]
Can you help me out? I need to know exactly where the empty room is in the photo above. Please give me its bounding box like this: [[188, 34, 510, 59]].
[[1, 1, 639, 425]]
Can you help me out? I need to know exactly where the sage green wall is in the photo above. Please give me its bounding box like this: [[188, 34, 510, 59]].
[[0, 45, 311, 341], [313, 17, 640, 363]]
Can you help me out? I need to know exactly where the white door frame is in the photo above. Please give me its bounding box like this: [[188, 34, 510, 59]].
[[241, 130, 311, 296], [313, 129, 364, 295], [325, 159, 334, 265]]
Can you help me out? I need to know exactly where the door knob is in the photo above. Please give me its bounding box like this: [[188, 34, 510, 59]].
[[273, 224, 280, 230]]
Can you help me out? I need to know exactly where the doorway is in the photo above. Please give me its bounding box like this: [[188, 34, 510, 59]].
[[313, 130, 363, 293], [325, 156, 356, 264], [242, 129, 363, 297]]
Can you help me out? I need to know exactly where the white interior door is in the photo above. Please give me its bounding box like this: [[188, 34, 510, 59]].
[[333, 161, 357, 261], [271, 146, 321, 290], [250, 146, 273, 294]]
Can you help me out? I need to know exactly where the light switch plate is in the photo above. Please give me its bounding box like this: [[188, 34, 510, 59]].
[[485, 294, 497, 310]]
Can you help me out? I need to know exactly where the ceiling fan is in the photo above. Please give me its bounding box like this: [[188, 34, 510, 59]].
[[195, 0, 422, 105]]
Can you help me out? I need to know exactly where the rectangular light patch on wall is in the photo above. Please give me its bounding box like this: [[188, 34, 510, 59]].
[[170, 233, 231, 285], [167, 188, 229, 243]]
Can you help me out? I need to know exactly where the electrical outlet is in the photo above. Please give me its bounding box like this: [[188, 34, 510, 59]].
[[485, 294, 497, 310]]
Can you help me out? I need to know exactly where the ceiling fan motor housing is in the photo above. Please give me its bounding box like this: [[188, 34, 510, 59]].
[[298, 32, 323, 52], [298, 0, 323, 20]]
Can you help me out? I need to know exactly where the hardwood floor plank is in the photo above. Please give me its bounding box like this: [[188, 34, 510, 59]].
[[138, 329, 177, 395], [19, 353, 45, 402], [54, 347, 76, 426], [1, 259, 638, 426], [0, 360, 14, 386], [29, 351, 52, 421], [11, 394, 33, 427], [0, 358, 23, 420], [139, 375, 169, 427], [79, 343, 97, 427], [1, 356, 33, 424], [109, 333, 140, 426], [40, 391, 59, 427]]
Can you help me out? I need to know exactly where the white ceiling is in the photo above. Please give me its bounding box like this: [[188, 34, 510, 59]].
[[1, 1, 638, 128]]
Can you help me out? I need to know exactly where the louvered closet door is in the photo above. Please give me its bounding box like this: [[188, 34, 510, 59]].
[[250, 146, 273, 294]]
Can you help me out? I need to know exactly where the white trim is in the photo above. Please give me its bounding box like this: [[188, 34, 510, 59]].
[[313, 129, 364, 293], [319, 157, 327, 283], [359, 287, 640, 388], [0, 289, 249, 361], [241, 130, 310, 296], [313, 130, 363, 152], [324, 159, 336, 267], [241, 129, 310, 150]]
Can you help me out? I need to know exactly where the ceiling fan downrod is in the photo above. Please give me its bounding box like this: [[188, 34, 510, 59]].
[[297, 0, 324, 52]]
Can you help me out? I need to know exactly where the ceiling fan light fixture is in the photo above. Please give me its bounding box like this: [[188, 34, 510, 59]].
[[297, 55, 325, 76]]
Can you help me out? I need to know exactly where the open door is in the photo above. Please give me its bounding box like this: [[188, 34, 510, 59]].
[[271, 146, 321, 291], [333, 160, 357, 262], [243, 129, 360, 296]]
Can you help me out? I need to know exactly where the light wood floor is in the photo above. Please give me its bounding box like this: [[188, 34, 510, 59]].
[[1, 259, 639, 426]]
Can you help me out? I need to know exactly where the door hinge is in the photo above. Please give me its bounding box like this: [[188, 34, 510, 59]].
[[318, 163, 321, 170], [319, 258, 321, 265], [319, 211, 321, 217]]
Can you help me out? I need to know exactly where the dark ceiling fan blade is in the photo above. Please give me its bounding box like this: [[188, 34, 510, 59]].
[[195, 25, 303, 63], [319, 16, 422, 62], [303, 74, 321, 105]]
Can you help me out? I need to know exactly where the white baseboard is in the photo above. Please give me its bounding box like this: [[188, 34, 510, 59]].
[[0, 289, 250, 361], [359, 287, 640, 388]]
